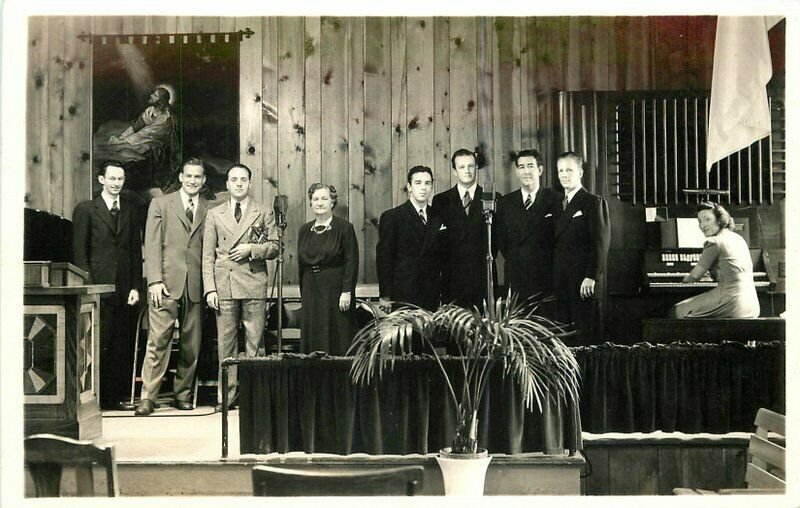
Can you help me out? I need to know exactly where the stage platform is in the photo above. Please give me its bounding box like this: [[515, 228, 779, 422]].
[[24, 406, 585, 496]]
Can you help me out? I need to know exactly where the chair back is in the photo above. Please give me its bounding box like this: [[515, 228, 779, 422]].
[[252, 465, 424, 496], [25, 434, 119, 497], [746, 408, 786, 491]]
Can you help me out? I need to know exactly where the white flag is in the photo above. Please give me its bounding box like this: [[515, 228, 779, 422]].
[[706, 17, 781, 172]]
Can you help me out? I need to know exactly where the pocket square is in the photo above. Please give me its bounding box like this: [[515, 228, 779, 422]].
[[572, 210, 583, 218], [544, 213, 553, 218], [439, 224, 447, 231]]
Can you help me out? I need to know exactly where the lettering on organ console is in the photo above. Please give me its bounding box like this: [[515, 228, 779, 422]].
[[643, 248, 776, 291]]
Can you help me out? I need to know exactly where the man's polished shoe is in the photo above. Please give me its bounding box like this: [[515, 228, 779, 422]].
[[175, 400, 194, 411], [134, 399, 156, 416]]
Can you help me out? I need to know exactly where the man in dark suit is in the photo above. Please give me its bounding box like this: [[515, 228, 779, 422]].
[[135, 158, 209, 416], [432, 149, 497, 311], [73, 161, 144, 410], [553, 151, 611, 345], [496, 149, 559, 309], [377, 166, 444, 312]]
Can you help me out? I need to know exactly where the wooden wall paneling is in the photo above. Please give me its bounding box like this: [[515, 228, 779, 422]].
[[91, 17, 120, 35], [26, 17, 49, 210], [63, 16, 93, 212], [656, 447, 682, 495], [492, 17, 522, 196], [566, 18, 582, 92], [144, 17, 170, 37], [131, 16, 147, 35], [177, 16, 193, 35], [679, 447, 727, 490], [277, 17, 306, 284], [304, 16, 322, 213], [192, 17, 220, 33], [448, 17, 478, 186], [122, 17, 135, 36], [347, 18, 366, 283], [362, 17, 392, 283], [405, 17, 434, 171], [237, 17, 264, 203], [47, 17, 66, 216], [320, 16, 349, 218], [261, 16, 279, 280], [477, 17, 496, 190], [582, 447, 610, 495], [608, 446, 659, 495], [219, 17, 237, 33], [432, 17, 451, 197], [723, 446, 747, 488], [518, 18, 534, 152], [262, 16, 279, 209], [390, 17, 407, 206], [592, 18, 611, 90], [163, 17, 178, 34]]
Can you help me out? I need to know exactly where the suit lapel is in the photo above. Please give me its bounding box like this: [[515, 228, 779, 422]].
[[170, 192, 192, 232], [93, 196, 117, 234], [233, 203, 261, 244], [218, 203, 239, 237], [116, 197, 130, 236], [555, 188, 585, 238], [419, 204, 438, 255], [190, 197, 208, 237]]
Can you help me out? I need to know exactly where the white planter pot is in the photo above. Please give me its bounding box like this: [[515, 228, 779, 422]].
[[435, 447, 492, 496]]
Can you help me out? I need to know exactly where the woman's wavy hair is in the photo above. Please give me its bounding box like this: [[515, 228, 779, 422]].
[[307, 183, 337, 208], [697, 201, 736, 231]]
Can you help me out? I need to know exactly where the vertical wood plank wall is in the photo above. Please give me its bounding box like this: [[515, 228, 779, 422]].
[[23, 16, 784, 286]]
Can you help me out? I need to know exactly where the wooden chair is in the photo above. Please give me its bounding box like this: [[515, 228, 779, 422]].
[[252, 465, 424, 496], [25, 434, 119, 497], [674, 408, 785, 495]]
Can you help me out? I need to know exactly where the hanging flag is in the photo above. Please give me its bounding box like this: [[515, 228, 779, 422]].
[[706, 16, 782, 172]]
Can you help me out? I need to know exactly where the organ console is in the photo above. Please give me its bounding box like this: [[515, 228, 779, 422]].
[[643, 248, 777, 293]]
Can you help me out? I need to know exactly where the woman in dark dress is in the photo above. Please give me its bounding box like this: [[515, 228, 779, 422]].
[[297, 183, 359, 355]]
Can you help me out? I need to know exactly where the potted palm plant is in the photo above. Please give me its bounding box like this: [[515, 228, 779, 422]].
[[348, 293, 581, 496]]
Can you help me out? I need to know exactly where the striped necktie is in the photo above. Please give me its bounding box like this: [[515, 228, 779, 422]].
[[524, 194, 533, 211], [462, 191, 471, 215], [419, 208, 427, 225], [186, 199, 194, 223]]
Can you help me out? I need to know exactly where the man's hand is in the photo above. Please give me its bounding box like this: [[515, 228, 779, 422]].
[[579, 278, 596, 300], [378, 297, 392, 313], [148, 283, 170, 309], [229, 244, 252, 262], [206, 291, 219, 311], [127, 289, 140, 306], [339, 292, 352, 312]]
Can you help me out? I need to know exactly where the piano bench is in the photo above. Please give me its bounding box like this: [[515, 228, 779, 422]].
[[643, 318, 785, 343]]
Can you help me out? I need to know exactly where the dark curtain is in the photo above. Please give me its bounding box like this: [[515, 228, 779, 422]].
[[575, 341, 785, 433], [238, 356, 581, 455]]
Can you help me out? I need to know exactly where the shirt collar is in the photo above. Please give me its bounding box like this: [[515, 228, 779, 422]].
[[230, 197, 249, 215], [521, 188, 538, 204], [564, 186, 582, 204], [179, 189, 197, 210], [100, 191, 119, 210], [456, 183, 477, 200], [411, 201, 427, 215]]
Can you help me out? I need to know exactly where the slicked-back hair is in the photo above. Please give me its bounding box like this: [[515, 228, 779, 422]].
[[182, 157, 207, 175], [451, 148, 477, 169], [407, 165, 433, 184], [99, 160, 125, 177], [227, 163, 252, 179], [697, 201, 736, 231], [514, 149, 544, 168], [556, 151, 584, 168]]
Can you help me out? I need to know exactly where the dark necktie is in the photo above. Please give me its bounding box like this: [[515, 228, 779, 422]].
[[186, 199, 194, 223], [524, 194, 533, 211], [419, 209, 427, 225], [562, 196, 569, 211], [110, 200, 119, 217], [462, 191, 471, 215], [235, 202, 242, 223]]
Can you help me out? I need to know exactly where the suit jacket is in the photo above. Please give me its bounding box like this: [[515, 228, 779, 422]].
[[495, 188, 559, 301], [553, 187, 611, 301], [202, 199, 279, 300], [431, 185, 498, 308], [376, 200, 445, 311], [72, 194, 143, 294], [144, 191, 208, 302]]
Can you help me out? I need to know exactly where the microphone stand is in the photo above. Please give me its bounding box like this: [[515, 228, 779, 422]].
[[275, 212, 287, 354], [482, 186, 496, 322]]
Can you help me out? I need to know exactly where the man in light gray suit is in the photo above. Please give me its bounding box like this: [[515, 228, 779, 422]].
[[136, 157, 209, 416], [203, 164, 278, 411]]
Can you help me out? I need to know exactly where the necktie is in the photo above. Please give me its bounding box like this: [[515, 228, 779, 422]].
[[524, 194, 533, 211], [462, 191, 471, 215], [186, 199, 194, 223], [110, 200, 119, 217], [419, 209, 427, 225], [235, 202, 242, 223], [562, 196, 569, 211]]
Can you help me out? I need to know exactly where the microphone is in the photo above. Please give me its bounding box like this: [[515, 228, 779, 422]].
[[481, 181, 496, 214], [273, 194, 288, 229]]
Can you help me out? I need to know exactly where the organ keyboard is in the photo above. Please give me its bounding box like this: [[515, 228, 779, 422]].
[[643, 248, 776, 293]]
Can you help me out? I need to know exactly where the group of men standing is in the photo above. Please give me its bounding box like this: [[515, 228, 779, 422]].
[[72, 158, 277, 415], [72, 146, 608, 415], [376, 148, 611, 346]]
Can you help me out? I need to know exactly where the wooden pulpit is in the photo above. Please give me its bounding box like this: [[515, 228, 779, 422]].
[[23, 261, 114, 439]]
